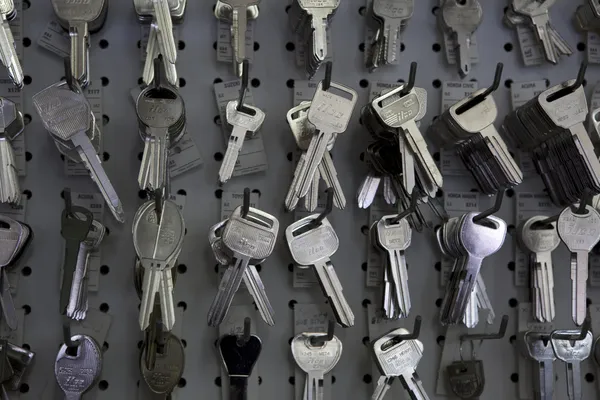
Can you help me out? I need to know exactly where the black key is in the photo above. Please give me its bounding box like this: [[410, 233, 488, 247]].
[[219, 334, 262, 400]]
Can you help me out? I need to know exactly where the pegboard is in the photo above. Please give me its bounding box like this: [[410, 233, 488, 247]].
[[6, 0, 600, 399]]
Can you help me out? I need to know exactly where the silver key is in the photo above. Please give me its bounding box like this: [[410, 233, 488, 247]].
[[0, 97, 24, 204], [0, 1, 22, 88], [220, 0, 260, 76], [295, 81, 357, 199], [522, 331, 556, 400], [551, 330, 593, 400], [219, 101, 266, 183], [287, 215, 355, 327], [513, 0, 558, 64], [51, 0, 106, 86], [133, 199, 185, 331], [373, 0, 413, 65], [33, 82, 125, 223], [319, 150, 346, 210], [152, 0, 177, 64], [305, 168, 320, 212], [357, 173, 382, 209], [0, 216, 24, 330], [140, 332, 184, 396], [557, 205, 600, 326], [291, 332, 342, 400], [208, 206, 278, 327], [442, 0, 482, 77], [297, 0, 338, 68], [55, 335, 102, 400], [142, 22, 179, 87], [474, 275, 495, 325]]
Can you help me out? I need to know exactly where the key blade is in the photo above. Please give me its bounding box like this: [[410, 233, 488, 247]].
[[243, 266, 275, 326], [152, 0, 177, 64], [69, 21, 90, 86], [314, 261, 355, 327]]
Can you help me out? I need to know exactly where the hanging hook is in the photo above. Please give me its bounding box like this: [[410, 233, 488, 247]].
[[237, 317, 252, 347], [63, 57, 79, 92], [536, 188, 593, 227], [391, 189, 420, 224], [153, 56, 162, 90], [398, 62, 417, 97], [473, 189, 505, 223], [550, 316, 591, 341], [236, 60, 256, 115], [456, 63, 503, 115], [323, 62, 333, 91], [62, 315, 80, 350], [241, 188, 251, 220], [396, 316, 422, 340], [547, 60, 588, 102], [460, 315, 509, 342], [306, 188, 334, 230], [153, 189, 165, 223], [310, 320, 335, 346], [63, 188, 73, 217]]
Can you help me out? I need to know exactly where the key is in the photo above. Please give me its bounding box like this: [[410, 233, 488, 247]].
[[371, 327, 430, 399], [304, 168, 320, 212], [519, 216, 560, 323], [133, 199, 185, 331], [220, 0, 260, 76], [512, 0, 557, 64], [55, 335, 102, 400], [140, 332, 184, 396], [287, 214, 355, 327], [142, 22, 179, 87], [442, 0, 482, 77], [219, 101, 266, 183], [0, 1, 22, 88], [219, 331, 262, 398], [208, 206, 278, 327], [152, 0, 177, 64], [372, 0, 414, 65], [3, 342, 34, 391], [0, 216, 26, 330], [376, 215, 412, 318], [556, 205, 600, 326], [474, 275, 495, 325], [297, 0, 339, 69], [33, 82, 125, 223], [357, 173, 382, 209], [295, 81, 357, 199], [447, 359, 485, 399], [136, 70, 185, 191], [51, 0, 106, 86], [551, 329, 593, 400], [463, 287, 479, 328], [0, 98, 24, 204], [291, 332, 342, 400], [318, 150, 346, 210], [521, 331, 555, 400]]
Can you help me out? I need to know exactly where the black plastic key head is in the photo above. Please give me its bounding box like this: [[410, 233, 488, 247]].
[[61, 206, 93, 241], [219, 334, 262, 377]]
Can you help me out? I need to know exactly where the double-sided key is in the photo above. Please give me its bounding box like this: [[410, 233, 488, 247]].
[[133, 199, 185, 331], [219, 100, 266, 183], [33, 82, 125, 223], [219, 330, 262, 398], [372, 0, 414, 65], [220, 0, 260, 76], [551, 329, 593, 400], [291, 332, 342, 400], [0, 215, 26, 330], [557, 205, 600, 326], [521, 331, 556, 400], [0, 1, 22, 88], [442, 0, 482, 77], [140, 332, 184, 396], [0, 97, 24, 205], [55, 335, 102, 400], [286, 214, 355, 327], [207, 206, 278, 327], [513, 0, 558, 64]]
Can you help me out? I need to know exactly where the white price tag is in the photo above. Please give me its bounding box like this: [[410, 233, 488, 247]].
[[217, 21, 254, 64], [588, 32, 600, 64], [168, 131, 203, 178], [368, 81, 402, 102], [515, 24, 545, 67], [0, 197, 27, 221], [293, 80, 318, 105], [37, 20, 70, 58], [366, 196, 396, 288], [213, 80, 268, 177], [65, 80, 104, 176], [70, 308, 112, 346], [220, 190, 260, 221], [514, 193, 560, 287]]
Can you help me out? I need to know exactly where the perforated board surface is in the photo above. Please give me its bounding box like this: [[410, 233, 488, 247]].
[[9, 0, 600, 399]]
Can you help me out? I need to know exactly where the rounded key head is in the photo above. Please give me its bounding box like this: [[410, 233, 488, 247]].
[[557, 206, 600, 252], [136, 86, 184, 130], [0, 1, 14, 14], [459, 213, 507, 258], [221, 206, 278, 261], [32, 83, 92, 141], [307, 82, 357, 134], [373, 0, 413, 19], [297, 0, 340, 10], [291, 333, 342, 374], [140, 333, 185, 394], [55, 335, 102, 397], [226, 101, 265, 131], [519, 216, 560, 253], [0, 216, 22, 267], [371, 328, 424, 376], [285, 215, 339, 266], [51, 0, 105, 22], [448, 89, 498, 133], [377, 215, 412, 251], [551, 331, 593, 362], [537, 81, 587, 128], [442, 0, 483, 30], [132, 200, 185, 262]]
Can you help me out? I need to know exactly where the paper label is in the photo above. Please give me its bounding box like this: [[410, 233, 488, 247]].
[[0, 197, 27, 221], [213, 80, 268, 177], [515, 24, 545, 67], [217, 20, 255, 64], [65, 80, 104, 176], [368, 81, 403, 102], [168, 131, 204, 178], [293, 304, 333, 400], [443, 31, 479, 65], [36, 20, 70, 58], [514, 193, 560, 287], [366, 196, 396, 288], [219, 190, 260, 221], [588, 32, 600, 64], [441, 192, 480, 286], [293, 80, 318, 105]]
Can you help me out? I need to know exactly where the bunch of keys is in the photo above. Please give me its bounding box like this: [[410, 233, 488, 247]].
[[0, 97, 25, 205], [0, 0, 23, 88]]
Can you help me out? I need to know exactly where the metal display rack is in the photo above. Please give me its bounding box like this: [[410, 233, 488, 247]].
[[5, 0, 600, 398]]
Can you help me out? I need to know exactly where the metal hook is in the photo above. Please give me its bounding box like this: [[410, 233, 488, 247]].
[[241, 188, 250, 220], [63, 188, 73, 217], [153, 56, 162, 90], [396, 316, 422, 340], [460, 315, 509, 342], [456, 63, 503, 115], [391, 190, 420, 224], [63, 57, 79, 93], [547, 60, 587, 103], [551, 316, 591, 341], [62, 315, 80, 350], [398, 62, 417, 97], [323, 62, 333, 91], [306, 188, 334, 230], [236, 60, 256, 115], [153, 189, 164, 224], [236, 317, 252, 347], [473, 189, 505, 223], [310, 320, 335, 346], [536, 189, 592, 227]]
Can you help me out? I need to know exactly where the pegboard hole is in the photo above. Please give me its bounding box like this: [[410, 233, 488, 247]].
[[213, 78, 223, 84], [99, 39, 109, 49], [359, 79, 369, 88], [137, 152, 143, 162], [177, 189, 187, 196], [99, 303, 109, 313], [506, 189, 515, 198], [578, 42, 586, 52], [137, 40, 141, 49], [21, 266, 31, 276], [178, 378, 186, 388], [434, 262, 441, 272], [25, 152, 31, 162], [507, 262, 515, 271], [100, 265, 110, 275], [432, 6, 440, 15], [138, 190, 148, 200], [103, 115, 110, 125], [22, 305, 30, 315], [255, 264, 262, 273], [361, 262, 367, 271], [181, 339, 187, 348], [504, 79, 513, 89], [359, 43, 365, 52], [103, 152, 110, 162], [23, 190, 31, 199], [214, 189, 223, 199], [288, 300, 297, 310], [436, 335, 445, 346], [509, 298, 519, 308], [137, 340, 143, 349], [101, 77, 109, 87], [509, 335, 517, 345], [432, 79, 441, 89], [22, 0, 30, 9], [435, 298, 443, 308], [23, 37, 31, 47], [362, 299, 371, 308], [289, 376, 295, 385], [510, 373, 519, 383], [360, 152, 365, 162], [99, 381, 109, 390], [19, 384, 28, 393], [587, 298, 592, 308], [213, 41, 217, 50], [177, 301, 187, 311], [254, 42, 260, 51], [179, 78, 186, 87], [138, 77, 144, 85], [358, 6, 366, 16], [214, 152, 224, 162], [432, 43, 441, 52], [215, 377, 222, 387], [23, 76, 31, 85], [585, 373, 595, 383], [251, 78, 260, 88], [102, 342, 109, 351], [287, 152, 293, 162], [24, 114, 31, 125], [285, 5, 291, 13], [287, 79, 295, 89], [331, 376, 336, 384], [22, 344, 30, 351], [288, 263, 294, 272], [363, 374, 372, 384], [259, 376, 263, 385], [177, 264, 187, 274], [504, 43, 513, 52], [400, 43, 405, 52], [178, 40, 186, 51], [362, 336, 370, 346]]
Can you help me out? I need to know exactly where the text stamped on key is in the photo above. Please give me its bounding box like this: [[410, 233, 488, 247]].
[[379, 94, 419, 126], [289, 226, 338, 265]]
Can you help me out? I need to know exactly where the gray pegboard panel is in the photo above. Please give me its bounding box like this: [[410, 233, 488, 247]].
[[11, 0, 600, 399]]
